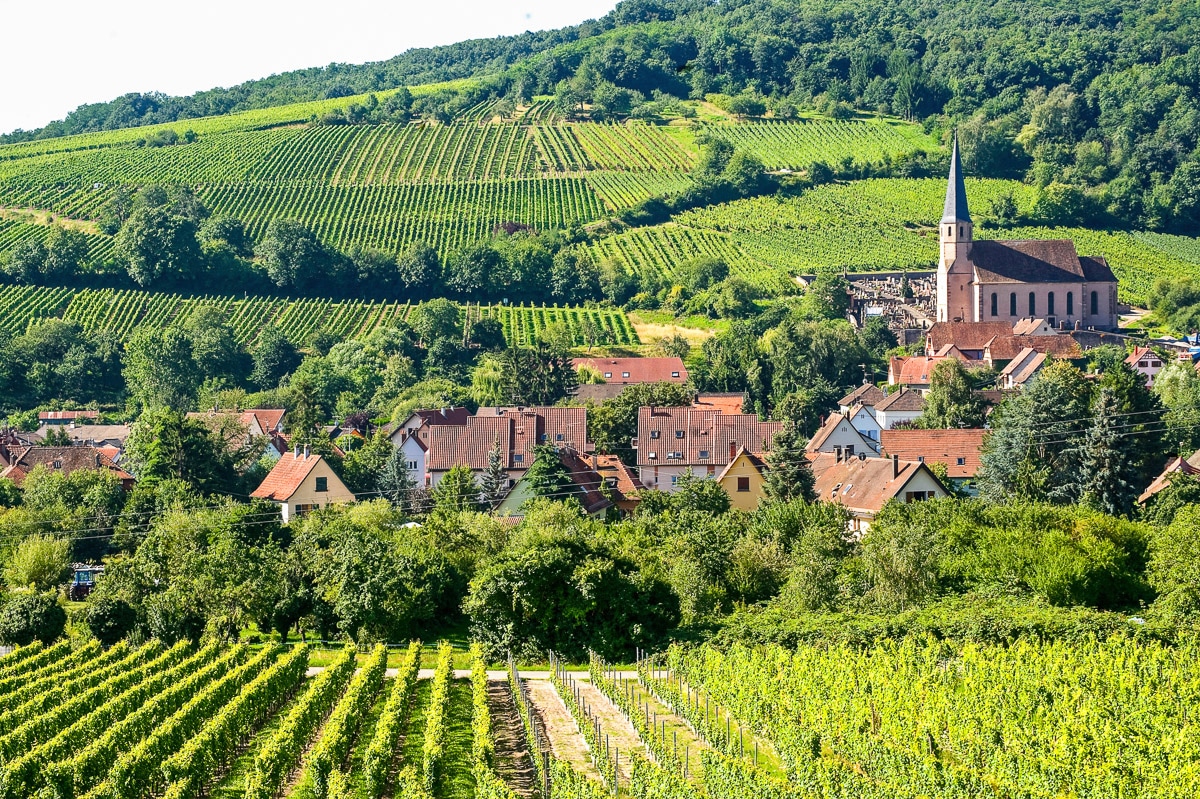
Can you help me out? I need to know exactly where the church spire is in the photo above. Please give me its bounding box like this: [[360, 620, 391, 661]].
[[942, 130, 971, 224]]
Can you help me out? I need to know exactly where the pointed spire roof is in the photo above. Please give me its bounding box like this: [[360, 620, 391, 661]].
[[942, 130, 971, 224]]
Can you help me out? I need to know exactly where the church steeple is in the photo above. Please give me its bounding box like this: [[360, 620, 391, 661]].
[[942, 130, 971, 225], [937, 130, 973, 323]]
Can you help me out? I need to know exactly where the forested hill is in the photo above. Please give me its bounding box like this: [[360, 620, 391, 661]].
[[10, 0, 1200, 143]]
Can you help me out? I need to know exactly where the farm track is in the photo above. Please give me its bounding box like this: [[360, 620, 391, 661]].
[[574, 678, 648, 782], [486, 680, 539, 798], [523, 679, 602, 783]]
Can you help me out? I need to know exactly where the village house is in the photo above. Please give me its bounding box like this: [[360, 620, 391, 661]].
[[0, 445, 135, 490], [810, 450, 949, 531], [998, 348, 1049, 390], [716, 447, 770, 511], [387, 407, 472, 485], [572, 357, 688, 385], [879, 428, 987, 494], [807, 413, 877, 457], [38, 410, 100, 426], [1125, 346, 1165, 387], [873, 388, 927, 430], [838, 383, 888, 415], [425, 406, 590, 488], [187, 408, 289, 462], [1138, 449, 1200, 506], [888, 351, 969, 391], [495, 450, 643, 518], [251, 447, 355, 523], [937, 133, 1119, 329], [635, 406, 780, 492]]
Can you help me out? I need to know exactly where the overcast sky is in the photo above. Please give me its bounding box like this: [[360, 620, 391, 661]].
[[0, 0, 620, 135]]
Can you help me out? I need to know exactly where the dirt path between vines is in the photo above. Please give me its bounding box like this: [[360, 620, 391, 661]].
[[487, 681, 539, 798], [575, 678, 648, 783], [523, 679, 602, 783]]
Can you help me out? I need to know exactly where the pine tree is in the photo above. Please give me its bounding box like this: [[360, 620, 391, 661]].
[[764, 423, 816, 503], [1081, 387, 1140, 516], [479, 437, 508, 508], [378, 446, 419, 513]]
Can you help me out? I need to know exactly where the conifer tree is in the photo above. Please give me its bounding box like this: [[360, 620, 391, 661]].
[[1080, 387, 1139, 516], [764, 423, 816, 503], [479, 437, 509, 508]]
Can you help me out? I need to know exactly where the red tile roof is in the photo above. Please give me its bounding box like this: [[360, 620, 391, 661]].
[[810, 453, 945, 516], [0, 446, 133, 487], [592, 454, 644, 501], [925, 322, 1014, 354], [838, 384, 887, 408], [573, 357, 688, 384], [250, 452, 324, 501], [879, 429, 987, 478], [1138, 450, 1200, 504], [889, 355, 965, 386], [636, 407, 780, 468], [875, 387, 927, 413], [38, 410, 100, 422], [693, 393, 747, 414], [427, 407, 590, 472], [984, 333, 1082, 362]]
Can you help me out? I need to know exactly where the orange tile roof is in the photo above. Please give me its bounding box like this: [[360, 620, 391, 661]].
[[926, 322, 1014, 354], [0, 446, 133, 487], [693, 393, 746, 414], [636, 407, 780, 468], [810, 453, 943, 516], [879, 429, 987, 478], [251, 452, 323, 501], [984, 334, 1082, 362], [572, 357, 688, 384]]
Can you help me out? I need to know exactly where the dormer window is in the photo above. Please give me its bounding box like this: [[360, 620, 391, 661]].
[[699, 450, 709, 459], [604, 372, 612, 378], [671, 371, 680, 378], [622, 372, 630, 378], [674, 430, 684, 439], [650, 431, 661, 439], [555, 433, 564, 441], [513, 454, 524, 464]]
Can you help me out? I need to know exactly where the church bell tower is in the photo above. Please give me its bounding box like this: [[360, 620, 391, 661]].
[[936, 131, 973, 322]]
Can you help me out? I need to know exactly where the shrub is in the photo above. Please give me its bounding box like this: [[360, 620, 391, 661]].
[[0, 592, 67, 646]]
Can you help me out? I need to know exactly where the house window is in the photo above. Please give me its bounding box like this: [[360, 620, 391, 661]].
[[555, 433, 564, 441], [541, 434, 549, 442], [1048, 292, 1056, 316], [846, 445, 855, 455], [670, 475, 679, 486], [674, 430, 684, 439], [736, 477, 751, 492], [650, 430, 661, 439], [1010, 293, 1017, 316], [904, 491, 933, 503], [622, 372, 630, 378], [991, 293, 998, 317], [671, 371, 680, 378], [1028, 292, 1036, 315], [699, 450, 709, 459], [407, 460, 418, 471], [315, 477, 328, 492], [604, 372, 612, 378], [294, 503, 317, 517], [52, 460, 62, 469], [956, 457, 966, 466], [1091, 291, 1099, 316], [513, 454, 524, 464], [959, 226, 964, 237], [1067, 292, 1074, 316]]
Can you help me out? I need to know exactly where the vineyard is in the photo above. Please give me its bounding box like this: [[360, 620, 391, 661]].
[[675, 178, 1200, 305], [702, 118, 938, 171], [3, 635, 1186, 799], [0, 88, 954, 265], [0, 285, 639, 348]]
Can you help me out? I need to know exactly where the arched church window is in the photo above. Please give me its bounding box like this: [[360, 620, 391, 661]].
[[1048, 292, 1056, 316], [991, 293, 998, 317], [1028, 292, 1036, 316], [1010, 293, 1017, 316], [1090, 291, 1098, 316], [1067, 292, 1074, 316]]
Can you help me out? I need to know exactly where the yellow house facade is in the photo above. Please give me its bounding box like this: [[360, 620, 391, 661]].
[[716, 448, 769, 511], [251, 449, 356, 523]]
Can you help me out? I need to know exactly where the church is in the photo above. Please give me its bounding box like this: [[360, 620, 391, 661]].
[[936, 135, 1119, 330]]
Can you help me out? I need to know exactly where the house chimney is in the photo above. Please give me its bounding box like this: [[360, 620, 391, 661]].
[[293, 444, 300, 458], [892, 453, 899, 478], [729, 441, 737, 460], [834, 445, 842, 463], [303, 444, 311, 459]]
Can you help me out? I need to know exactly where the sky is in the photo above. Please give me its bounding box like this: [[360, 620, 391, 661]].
[[0, 0, 620, 135]]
